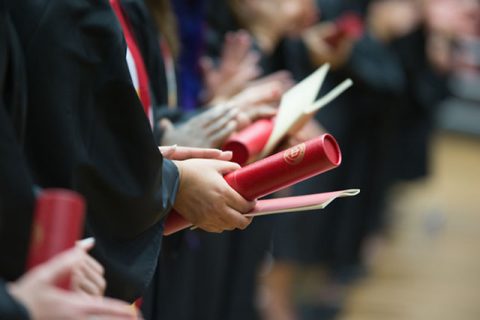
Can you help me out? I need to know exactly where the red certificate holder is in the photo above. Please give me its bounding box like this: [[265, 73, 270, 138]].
[[222, 118, 274, 166], [324, 12, 364, 48], [164, 134, 342, 235], [27, 189, 86, 289]]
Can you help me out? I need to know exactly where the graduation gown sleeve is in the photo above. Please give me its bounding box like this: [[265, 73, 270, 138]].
[[9, 0, 180, 301], [0, 280, 30, 320], [0, 0, 35, 282]]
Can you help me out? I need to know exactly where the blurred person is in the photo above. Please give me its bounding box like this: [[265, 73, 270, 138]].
[[0, 5, 138, 318], [199, 1, 331, 320], [6, 0, 261, 306], [166, 0, 293, 108], [262, 0, 451, 319], [110, 1, 291, 319], [117, 0, 322, 319]]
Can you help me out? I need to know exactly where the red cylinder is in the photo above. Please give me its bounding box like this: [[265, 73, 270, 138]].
[[222, 118, 274, 166], [27, 189, 86, 289], [164, 134, 341, 235], [225, 134, 341, 200]]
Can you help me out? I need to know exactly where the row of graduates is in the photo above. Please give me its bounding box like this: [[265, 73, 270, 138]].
[[1, 0, 466, 319], [140, 0, 457, 320], [0, 0, 284, 318]]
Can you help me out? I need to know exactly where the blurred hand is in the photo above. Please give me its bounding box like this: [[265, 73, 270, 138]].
[[70, 238, 106, 296], [246, 70, 295, 95], [228, 80, 282, 130], [160, 103, 239, 148], [302, 22, 354, 69], [161, 82, 280, 148], [173, 159, 255, 233], [424, 0, 480, 37], [277, 119, 326, 151], [288, 118, 326, 146], [201, 30, 261, 103], [8, 247, 139, 320], [368, 0, 421, 42]]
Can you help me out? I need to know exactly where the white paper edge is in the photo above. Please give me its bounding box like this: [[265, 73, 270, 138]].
[[244, 189, 360, 217], [261, 64, 330, 156], [305, 78, 353, 114]]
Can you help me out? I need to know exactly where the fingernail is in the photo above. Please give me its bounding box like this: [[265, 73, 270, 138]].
[[77, 237, 95, 247]]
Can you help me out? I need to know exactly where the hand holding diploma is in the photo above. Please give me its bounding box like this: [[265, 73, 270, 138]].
[[8, 247, 141, 320], [165, 134, 344, 235], [173, 159, 255, 233]]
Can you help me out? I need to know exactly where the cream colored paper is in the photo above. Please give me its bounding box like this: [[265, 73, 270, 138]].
[[260, 64, 353, 157]]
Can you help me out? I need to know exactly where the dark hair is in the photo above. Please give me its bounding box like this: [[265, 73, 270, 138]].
[[145, 0, 180, 58]]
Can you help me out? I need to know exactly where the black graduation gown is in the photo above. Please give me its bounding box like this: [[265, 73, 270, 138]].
[[8, 0, 180, 302], [203, 6, 286, 320], [119, 1, 277, 318], [0, 0, 35, 282], [0, 1, 34, 318], [117, 2, 234, 319], [272, 0, 410, 269]]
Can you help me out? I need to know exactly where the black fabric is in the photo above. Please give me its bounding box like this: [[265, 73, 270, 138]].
[[0, 281, 30, 320], [0, 0, 35, 282], [8, 0, 180, 302], [272, 0, 408, 267], [118, 2, 274, 318], [0, 2, 33, 318], [273, 0, 447, 269]]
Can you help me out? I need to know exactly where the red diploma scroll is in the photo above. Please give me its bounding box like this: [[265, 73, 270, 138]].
[[27, 189, 86, 289], [324, 12, 364, 47], [164, 134, 341, 235], [222, 118, 274, 165]]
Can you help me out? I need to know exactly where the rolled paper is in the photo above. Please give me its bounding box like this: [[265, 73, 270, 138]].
[[324, 12, 364, 47], [27, 189, 86, 289], [222, 118, 274, 165], [164, 134, 341, 235]]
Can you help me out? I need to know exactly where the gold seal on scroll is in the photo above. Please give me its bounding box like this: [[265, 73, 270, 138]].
[[284, 143, 306, 165]]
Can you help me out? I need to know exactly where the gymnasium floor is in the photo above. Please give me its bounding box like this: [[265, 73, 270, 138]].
[[339, 132, 480, 320]]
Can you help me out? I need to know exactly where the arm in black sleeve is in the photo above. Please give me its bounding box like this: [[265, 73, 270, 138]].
[[0, 1, 35, 281], [0, 280, 30, 320], [10, 0, 180, 301]]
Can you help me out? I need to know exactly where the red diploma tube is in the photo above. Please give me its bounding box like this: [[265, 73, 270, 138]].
[[27, 189, 86, 289], [164, 134, 341, 235], [222, 118, 274, 165], [324, 12, 364, 47]]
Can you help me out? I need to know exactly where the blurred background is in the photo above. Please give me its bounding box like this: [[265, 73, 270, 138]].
[[145, 0, 480, 319]]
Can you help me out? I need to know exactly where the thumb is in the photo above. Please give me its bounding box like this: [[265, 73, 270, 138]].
[[209, 160, 241, 175]]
